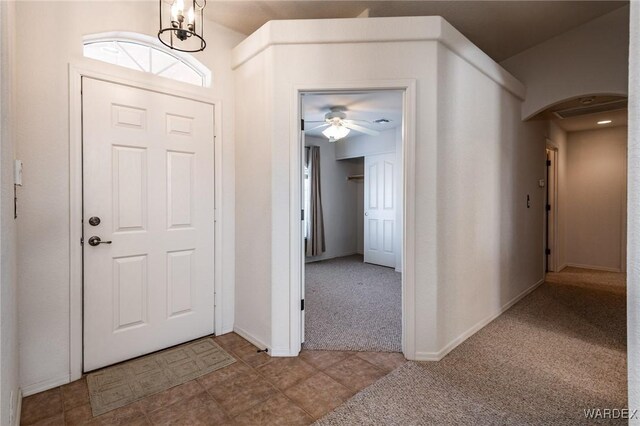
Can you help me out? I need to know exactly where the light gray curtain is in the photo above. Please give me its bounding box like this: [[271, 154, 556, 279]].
[[306, 146, 326, 256]]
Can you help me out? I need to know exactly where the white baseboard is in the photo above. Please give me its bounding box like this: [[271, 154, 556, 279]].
[[21, 374, 70, 397], [415, 277, 545, 362], [558, 263, 568, 272], [13, 389, 22, 426], [232, 326, 295, 357], [565, 263, 621, 273], [305, 251, 360, 264], [233, 326, 271, 353], [219, 325, 234, 335], [269, 347, 295, 357]]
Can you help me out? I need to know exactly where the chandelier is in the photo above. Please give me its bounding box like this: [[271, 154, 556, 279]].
[[158, 0, 206, 52]]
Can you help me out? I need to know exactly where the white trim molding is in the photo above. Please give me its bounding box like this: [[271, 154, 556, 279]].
[[565, 263, 622, 273], [286, 79, 417, 361], [231, 17, 524, 100], [83, 31, 212, 87], [13, 390, 22, 426], [415, 278, 546, 361], [233, 326, 270, 353], [22, 375, 70, 398], [68, 58, 225, 382]]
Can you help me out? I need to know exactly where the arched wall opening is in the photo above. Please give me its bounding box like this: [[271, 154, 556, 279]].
[[528, 94, 628, 275]]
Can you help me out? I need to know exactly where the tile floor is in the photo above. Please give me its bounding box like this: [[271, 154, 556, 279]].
[[21, 333, 407, 425]]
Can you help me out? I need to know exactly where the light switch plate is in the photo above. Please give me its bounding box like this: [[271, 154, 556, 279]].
[[14, 160, 23, 186]]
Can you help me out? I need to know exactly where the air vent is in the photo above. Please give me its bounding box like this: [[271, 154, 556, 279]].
[[553, 99, 628, 119]]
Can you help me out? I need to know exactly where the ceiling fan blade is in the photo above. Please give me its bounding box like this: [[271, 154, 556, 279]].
[[343, 122, 380, 136], [306, 123, 330, 131]]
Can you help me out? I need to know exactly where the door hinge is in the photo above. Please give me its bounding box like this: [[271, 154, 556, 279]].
[[546, 248, 551, 255], [546, 204, 551, 211], [301, 209, 304, 221], [301, 119, 305, 131], [80, 237, 84, 246], [546, 159, 551, 166], [301, 299, 305, 311]]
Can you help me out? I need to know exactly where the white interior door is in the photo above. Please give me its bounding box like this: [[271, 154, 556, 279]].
[[82, 77, 215, 371], [364, 153, 396, 268]]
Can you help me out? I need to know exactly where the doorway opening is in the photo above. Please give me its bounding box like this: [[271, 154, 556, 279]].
[[299, 90, 404, 353]]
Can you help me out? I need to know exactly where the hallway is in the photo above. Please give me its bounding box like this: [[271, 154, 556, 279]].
[[318, 267, 627, 424]]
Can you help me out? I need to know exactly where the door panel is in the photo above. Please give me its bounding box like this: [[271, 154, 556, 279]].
[[113, 254, 147, 331], [82, 77, 215, 371], [364, 153, 396, 268], [113, 146, 147, 231]]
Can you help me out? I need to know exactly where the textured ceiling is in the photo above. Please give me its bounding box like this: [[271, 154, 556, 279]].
[[206, 1, 627, 61], [303, 91, 403, 138], [554, 109, 628, 132]]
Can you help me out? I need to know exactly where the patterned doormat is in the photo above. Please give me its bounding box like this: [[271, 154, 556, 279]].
[[87, 338, 235, 416]]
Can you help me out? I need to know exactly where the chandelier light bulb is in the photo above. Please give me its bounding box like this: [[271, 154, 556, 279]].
[[188, 7, 195, 26], [171, 2, 179, 21]]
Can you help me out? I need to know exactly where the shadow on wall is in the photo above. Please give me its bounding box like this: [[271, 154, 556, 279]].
[[436, 46, 547, 349]]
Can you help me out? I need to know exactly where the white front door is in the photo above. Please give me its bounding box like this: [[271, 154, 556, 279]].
[[82, 78, 215, 371], [364, 153, 396, 268]]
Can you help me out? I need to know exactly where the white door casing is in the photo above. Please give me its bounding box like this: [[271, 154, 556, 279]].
[[546, 148, 558, 272], [364, 153, 396, 268], [300, 127, 306, 344], [82, 77, 215, 371]]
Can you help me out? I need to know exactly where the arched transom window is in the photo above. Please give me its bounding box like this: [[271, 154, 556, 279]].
[[83, 32, 211, 87]]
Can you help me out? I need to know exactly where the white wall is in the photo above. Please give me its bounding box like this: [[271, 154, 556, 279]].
[[435, 43, 546, 352], [305, 136, 361, 262], [565, 127, 627, 272], [14, 2, 244, 394], [1, 1, 20, 423], [335, 128, 396, 159], [547, 121, 568, 270], [501, 6, 629, 119], [232, 16, 542, 359], [233, 48, 271, 350], [628, 1, 639, 418]]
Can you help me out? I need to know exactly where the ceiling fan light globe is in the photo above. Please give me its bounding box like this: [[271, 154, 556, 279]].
[[322, 124, 350, 141]]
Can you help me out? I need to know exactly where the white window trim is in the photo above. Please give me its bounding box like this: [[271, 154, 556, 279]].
[[83, 31, 212, 87]]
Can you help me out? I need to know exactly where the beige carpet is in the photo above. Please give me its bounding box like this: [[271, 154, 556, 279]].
[[304, 255, 402, 352], [316, 268, 627, 425], [87, 337, 235, 416]]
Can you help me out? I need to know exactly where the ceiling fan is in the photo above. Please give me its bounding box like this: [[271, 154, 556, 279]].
[[306, 107, 380, 142]]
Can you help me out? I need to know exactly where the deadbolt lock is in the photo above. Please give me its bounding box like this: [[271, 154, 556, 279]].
[[88, 216, 101, 226]]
